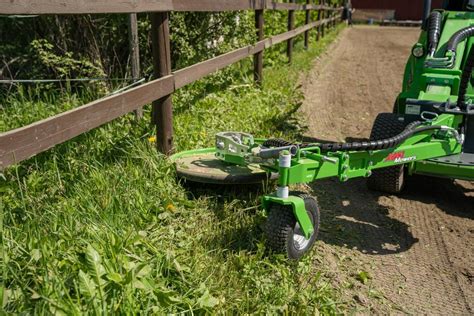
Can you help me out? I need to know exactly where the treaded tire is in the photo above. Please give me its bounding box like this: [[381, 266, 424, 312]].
[[392, 99, 399, 114], [264, 193, 320, 260], [367, 113, 407, 194]]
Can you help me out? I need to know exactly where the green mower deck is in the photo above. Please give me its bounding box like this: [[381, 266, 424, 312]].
[[172, 148, 277, 184]]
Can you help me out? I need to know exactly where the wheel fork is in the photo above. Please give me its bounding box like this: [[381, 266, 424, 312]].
[[261, 195, 314, 239]]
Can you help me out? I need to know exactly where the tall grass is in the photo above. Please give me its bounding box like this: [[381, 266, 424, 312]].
[[1, 26, 344, 314]]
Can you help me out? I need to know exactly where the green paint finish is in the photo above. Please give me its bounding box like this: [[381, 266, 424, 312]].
[[400, 10, 474, 112], [282, 138, 461, 184], [286, 156, 338, 184], [281, 114, 464, 185], [412, 160, 474, 180], [171, 146, 248, 166], [396, 9, 474, 179], [176, 108, 471, 185], [170, 147, 215, 161], [262, 195, 314, 239]]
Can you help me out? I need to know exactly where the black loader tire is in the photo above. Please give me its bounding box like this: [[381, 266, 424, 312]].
[[367, 113, 407, 194], [392, 99, 399, 114], [264, 193, 320, 260]]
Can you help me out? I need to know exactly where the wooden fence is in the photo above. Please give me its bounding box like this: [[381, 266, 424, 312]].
[[0, 0, 343, 169]]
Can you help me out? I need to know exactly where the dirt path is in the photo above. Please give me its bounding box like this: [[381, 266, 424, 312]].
[[301, 26, 474, 314]]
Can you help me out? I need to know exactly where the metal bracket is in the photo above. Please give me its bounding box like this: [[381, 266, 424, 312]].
[[405, 98, 474, 116], [424, 51, 455, 69], [338, 153, 350, 182], [434, 102, 474, 116]]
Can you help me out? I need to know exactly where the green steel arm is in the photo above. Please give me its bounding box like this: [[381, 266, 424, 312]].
[[264, 114, 460, 186], [261, 114, 463, 236]]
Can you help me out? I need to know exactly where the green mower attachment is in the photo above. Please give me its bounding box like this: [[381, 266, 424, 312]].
[[173, 111, 471, 259], [173, 1, 474, 259]]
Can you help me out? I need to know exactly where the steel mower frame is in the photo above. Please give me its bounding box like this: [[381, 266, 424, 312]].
[[173, 0, 474, 259]]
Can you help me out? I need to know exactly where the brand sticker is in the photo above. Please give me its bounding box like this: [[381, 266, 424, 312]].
[[385, 151, 416, 163]]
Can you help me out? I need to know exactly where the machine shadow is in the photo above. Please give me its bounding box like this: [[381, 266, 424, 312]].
[[309, 178, 419, 256], [400, 175, 474, 219], [179, 171, 472, 257], [310, 175, 473, 256]]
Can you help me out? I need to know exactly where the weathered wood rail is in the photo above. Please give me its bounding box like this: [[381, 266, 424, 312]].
[[0, 0, 343, 169], [2, 0, 339, 14]]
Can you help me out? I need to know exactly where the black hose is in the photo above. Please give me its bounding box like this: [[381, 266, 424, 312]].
[[457, 46, 474, 111], [263, 121, 442, 153], [446, 26, 474, 53], [428, 11, 442, 56], [422, 0, 432, 23]]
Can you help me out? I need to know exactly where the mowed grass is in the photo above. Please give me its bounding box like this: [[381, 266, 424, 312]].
[[1, 26, 343, 314]]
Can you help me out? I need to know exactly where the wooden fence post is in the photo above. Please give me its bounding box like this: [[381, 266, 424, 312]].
[[254, 9, 264, 84], [329, 3, 333, 29], [316, 0, 322, 41], [329, 3, 334, 29], [321, 0, 326, 38], [331, 4, 334, 29], [304, 0, 311, 49], [128, 13, 142, 120], [287, 0, 295, 63], [151, 12, 174, 155], [336, 1, 344, 25]]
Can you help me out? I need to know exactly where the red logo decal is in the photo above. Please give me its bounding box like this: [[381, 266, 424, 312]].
[[385, 152, 405, 162]]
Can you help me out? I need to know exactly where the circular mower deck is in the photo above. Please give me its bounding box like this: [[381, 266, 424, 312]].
[[171, 148, 277, 184]]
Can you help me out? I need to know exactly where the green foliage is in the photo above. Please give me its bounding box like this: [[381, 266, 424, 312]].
[[0, 85, 100, 132], [1, 14, 344, 314], [0, 14, 130, 80], [30, 39, 106, 80], [1, 11, 255, 84], [169, 12, 255, 69], [356, 271, 372, 285], [15, 39, 109, 96], [0, 3, 342, 81]]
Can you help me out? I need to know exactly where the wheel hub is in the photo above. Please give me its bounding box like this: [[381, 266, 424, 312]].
[[293, 222, 311, 250]]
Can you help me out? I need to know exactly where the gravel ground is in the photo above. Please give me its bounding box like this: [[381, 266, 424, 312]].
[[301, 25, 474, 314]]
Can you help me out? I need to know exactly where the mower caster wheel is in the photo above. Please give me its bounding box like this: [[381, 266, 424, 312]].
[[264, 194, 320, 260]]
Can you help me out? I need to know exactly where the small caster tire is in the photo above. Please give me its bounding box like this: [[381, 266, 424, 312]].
[[264, 194, 320, 260]]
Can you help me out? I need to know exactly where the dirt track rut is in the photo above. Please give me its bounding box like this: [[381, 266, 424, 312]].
[[301, 26, 474, 314]]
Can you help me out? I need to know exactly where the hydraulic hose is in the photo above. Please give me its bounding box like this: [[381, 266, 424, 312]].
[[262, 121, 444, 153], [457, 45, 474, 111], [427, 24, 474, 69], [422, 0, 432, 23], [427, 11, 442, 56], [446, 26, 474, 53]]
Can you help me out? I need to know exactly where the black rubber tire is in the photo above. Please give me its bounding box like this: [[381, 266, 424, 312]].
[[392, 99, 399, 114], [264, 193, 320, 260], [367, 113, 407, 194]]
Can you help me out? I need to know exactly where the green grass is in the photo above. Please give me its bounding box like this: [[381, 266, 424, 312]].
[[1, 25, 344, 314]]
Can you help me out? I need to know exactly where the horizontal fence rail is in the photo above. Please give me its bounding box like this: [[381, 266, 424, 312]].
[[1, 0, 340, 14], [0, 2, 343, 169]]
